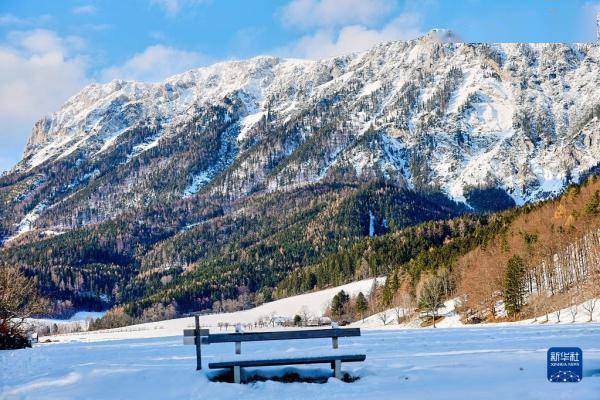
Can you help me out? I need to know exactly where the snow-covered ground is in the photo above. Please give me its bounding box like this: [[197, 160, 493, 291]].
[[3, 278, 600, 399], [352, 298, 463, 329], [2, 324, 599, 399], [44, 278, 384, 343], [29, 311, 108, 333], [34, 311, 108, 325], [353, 298, 600, 329]]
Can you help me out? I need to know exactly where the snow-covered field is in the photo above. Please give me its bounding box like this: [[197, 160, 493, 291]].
[[28, 311, 108, 334], [4, 279, 600, 399], [42, 278, 384, 343], [1, 324, 599, 399], [33, 311, 107, 326]]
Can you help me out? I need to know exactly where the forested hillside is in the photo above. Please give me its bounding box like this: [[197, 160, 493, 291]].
[[364, 176, 600, 324], [458, 176, 600, 319], [0, 181, 467, 320]]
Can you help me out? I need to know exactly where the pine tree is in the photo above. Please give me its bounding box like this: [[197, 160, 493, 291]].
[[585, 190, 600, 215], [503, 255, 526, 316], [331, 290, 350, 319], [355, 292, 368, 321]]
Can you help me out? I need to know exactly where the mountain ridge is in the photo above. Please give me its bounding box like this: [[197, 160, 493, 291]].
[[1, 31, 600, 318], [9, 33, 600, 217]]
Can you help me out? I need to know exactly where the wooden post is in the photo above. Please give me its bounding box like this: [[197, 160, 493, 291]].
[[331, 321, 339, 371], [331, 335, 338, 371], [195, 315, 202, 370], [234, 324, 242, 383], [334, 359, 342, 380], [234, 366, 241, 384], [235, 324, 241, 354]]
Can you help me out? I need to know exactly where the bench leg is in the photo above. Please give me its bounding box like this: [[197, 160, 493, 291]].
[[334, 360, 342, 380], [234, 366, 241, 384]]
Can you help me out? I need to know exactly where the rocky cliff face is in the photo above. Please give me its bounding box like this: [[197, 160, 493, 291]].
[[2, 30, 600, 243]]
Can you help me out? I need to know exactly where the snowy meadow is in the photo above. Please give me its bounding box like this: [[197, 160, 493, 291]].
[[1, 324, 599, 400]]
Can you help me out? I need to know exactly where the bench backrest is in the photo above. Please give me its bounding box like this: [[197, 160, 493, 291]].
[[201, 328, 360, 344], [183, 321, 361, 371]]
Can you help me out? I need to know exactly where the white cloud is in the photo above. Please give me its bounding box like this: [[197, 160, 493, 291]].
[[150, 0, 209, 16], [0, 26, 208, 171], [0, 27, 208, 170], [149, 30, 166, 41], [7, 29, 85, 55], [585, 1, 600, 12], [0, 14, 25, 25], [72, 5, 97, 14], [281, 0, 395, 29], [582, 2, 600, 40], [0, 13, 52, 26], [0, 29, 90, 170], [280, 12, 422, 59], [151, 0, 181, 15], [100, 44, 205, 82], [81, 23, 112, 32]]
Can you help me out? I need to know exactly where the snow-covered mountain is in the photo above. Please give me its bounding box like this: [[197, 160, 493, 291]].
[[3, 29, 600, 240]]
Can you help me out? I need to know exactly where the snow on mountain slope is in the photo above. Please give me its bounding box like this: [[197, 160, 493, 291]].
[[4, 30, 600, 239], [20, 56, 318, 169]]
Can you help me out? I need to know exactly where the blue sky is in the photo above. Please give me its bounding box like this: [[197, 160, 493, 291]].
[[1, 0, 599, 171]]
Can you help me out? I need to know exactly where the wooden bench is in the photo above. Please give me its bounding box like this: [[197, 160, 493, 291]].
[[183, 316, 365, 383]]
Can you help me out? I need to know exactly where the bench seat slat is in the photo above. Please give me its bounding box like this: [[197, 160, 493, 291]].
[[208, 354, 366, 369], [202, 328, 360, 344]]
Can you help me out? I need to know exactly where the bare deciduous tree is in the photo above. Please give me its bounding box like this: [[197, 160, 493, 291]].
[[582, 276, 599, 322], [419, 275, 445, 328], [298, 306, 312, 327], [582, 298, 597, 322], [393, 291, 415, 324], [568, 295, 579, 323], [552, 301, 562, 323], [377, 310, 389, 326], [1, 267, 47, 349]]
